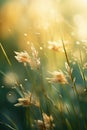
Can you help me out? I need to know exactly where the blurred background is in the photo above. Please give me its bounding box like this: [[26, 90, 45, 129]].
[[0, 0, 87, 130]]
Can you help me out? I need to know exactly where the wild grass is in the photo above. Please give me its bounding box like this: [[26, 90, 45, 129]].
[[0, 38, 87, 130]]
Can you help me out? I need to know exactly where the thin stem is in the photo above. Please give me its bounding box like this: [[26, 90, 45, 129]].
[[0, 43, 12, 66], [15, 82, 27, 97], [79, 48, 87, 90]]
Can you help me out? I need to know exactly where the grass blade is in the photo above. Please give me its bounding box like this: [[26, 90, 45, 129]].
[[0, 43, 12, 66]]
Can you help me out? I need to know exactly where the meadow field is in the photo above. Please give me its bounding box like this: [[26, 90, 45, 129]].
[[0, 0, 87, 130]]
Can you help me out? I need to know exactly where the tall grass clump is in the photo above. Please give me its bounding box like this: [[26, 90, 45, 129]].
[[0, 38, 87, 130], [0, 0, 87, 130]]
